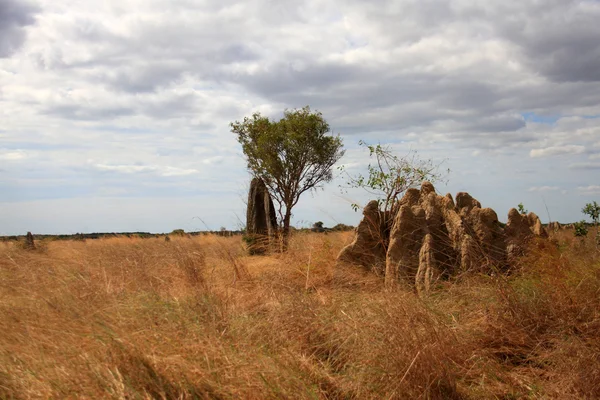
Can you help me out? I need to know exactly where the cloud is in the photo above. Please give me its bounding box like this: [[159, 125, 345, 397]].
[[528, 186, 559, 192], [92, 163, 199, 177], [94, 164, 156, 174], [0, 149, 27, 160], [578, 185, 600, 195], [160, 167, 199, 177], [15, 0, 600, 141], [1, 0, 600, 232], [0, 0, 38, 57], [498, 0, 600, 83], [347, 0, 600, 84], [530, 145, 586, 158], [202, 156, 224, 165], [569, 162, 600, 170], [45, 103, 136, 121]]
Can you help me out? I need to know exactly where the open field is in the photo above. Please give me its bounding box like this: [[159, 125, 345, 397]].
[[1, 230, 599, 399]]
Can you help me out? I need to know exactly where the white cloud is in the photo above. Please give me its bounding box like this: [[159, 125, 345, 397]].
[[93, 163, 199, 177], [94, 164, 156, 174], [160, 166, 199, 176], [529, 145, 586, 158], [578, 185, 600, 195], [528, 186, 559, 192], [0, 150, 27, 160]]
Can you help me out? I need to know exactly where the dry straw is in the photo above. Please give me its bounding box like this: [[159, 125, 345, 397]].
[[1, 228, 599, 398]]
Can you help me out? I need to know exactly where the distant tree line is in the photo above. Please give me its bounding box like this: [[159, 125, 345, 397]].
[[0, 224, 355, 243], [0, 230, 245, 242]]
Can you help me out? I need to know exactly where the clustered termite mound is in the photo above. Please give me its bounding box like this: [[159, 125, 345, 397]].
[[338, 182, 547, 292]]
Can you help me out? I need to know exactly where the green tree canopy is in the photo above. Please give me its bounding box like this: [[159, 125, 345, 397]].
[[231, 106, 344, 246], [312, 221, 325, 232], [582, 201, 600, 225]]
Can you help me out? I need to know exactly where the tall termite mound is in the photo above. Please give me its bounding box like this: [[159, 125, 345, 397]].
[[24, 232, 35, 250], [246, 177, 278, 255]]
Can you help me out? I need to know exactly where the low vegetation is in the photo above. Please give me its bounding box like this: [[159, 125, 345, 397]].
[[339, 140, 445, 217], [1, 229, 599, 398]]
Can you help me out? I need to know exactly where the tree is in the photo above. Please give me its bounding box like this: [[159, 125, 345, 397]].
[[582, 201, 600, 225], [582, 201, 600, 246], [312, 221, 325, 232], [339, 140, 446, 220], [332, 223, 354, 232], [231, 106, 344, 248]]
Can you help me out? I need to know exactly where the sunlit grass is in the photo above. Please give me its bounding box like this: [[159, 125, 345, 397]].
[[1, 230, 599, 398]]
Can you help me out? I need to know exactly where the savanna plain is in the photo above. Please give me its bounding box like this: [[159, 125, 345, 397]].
[[1, 230, 599, 399]]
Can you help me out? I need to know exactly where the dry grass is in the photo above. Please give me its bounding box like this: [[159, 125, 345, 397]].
[[1, 229, 599, 399]]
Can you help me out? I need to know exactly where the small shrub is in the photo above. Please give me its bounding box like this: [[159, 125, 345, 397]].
[[574, 220, 588, 237], [517, 202, 528, 214]]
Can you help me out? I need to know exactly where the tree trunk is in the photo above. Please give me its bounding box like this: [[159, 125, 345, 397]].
[[282, 208, 292, 251]]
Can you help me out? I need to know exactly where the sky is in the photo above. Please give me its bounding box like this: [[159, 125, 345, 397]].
[[1, 0, 600, 235]]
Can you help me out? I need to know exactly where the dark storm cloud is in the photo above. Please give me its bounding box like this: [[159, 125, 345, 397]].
[[0, 0, 38, 57]]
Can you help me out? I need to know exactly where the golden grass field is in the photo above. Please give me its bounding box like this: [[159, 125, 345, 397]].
[[1, 230, 599, 399]]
